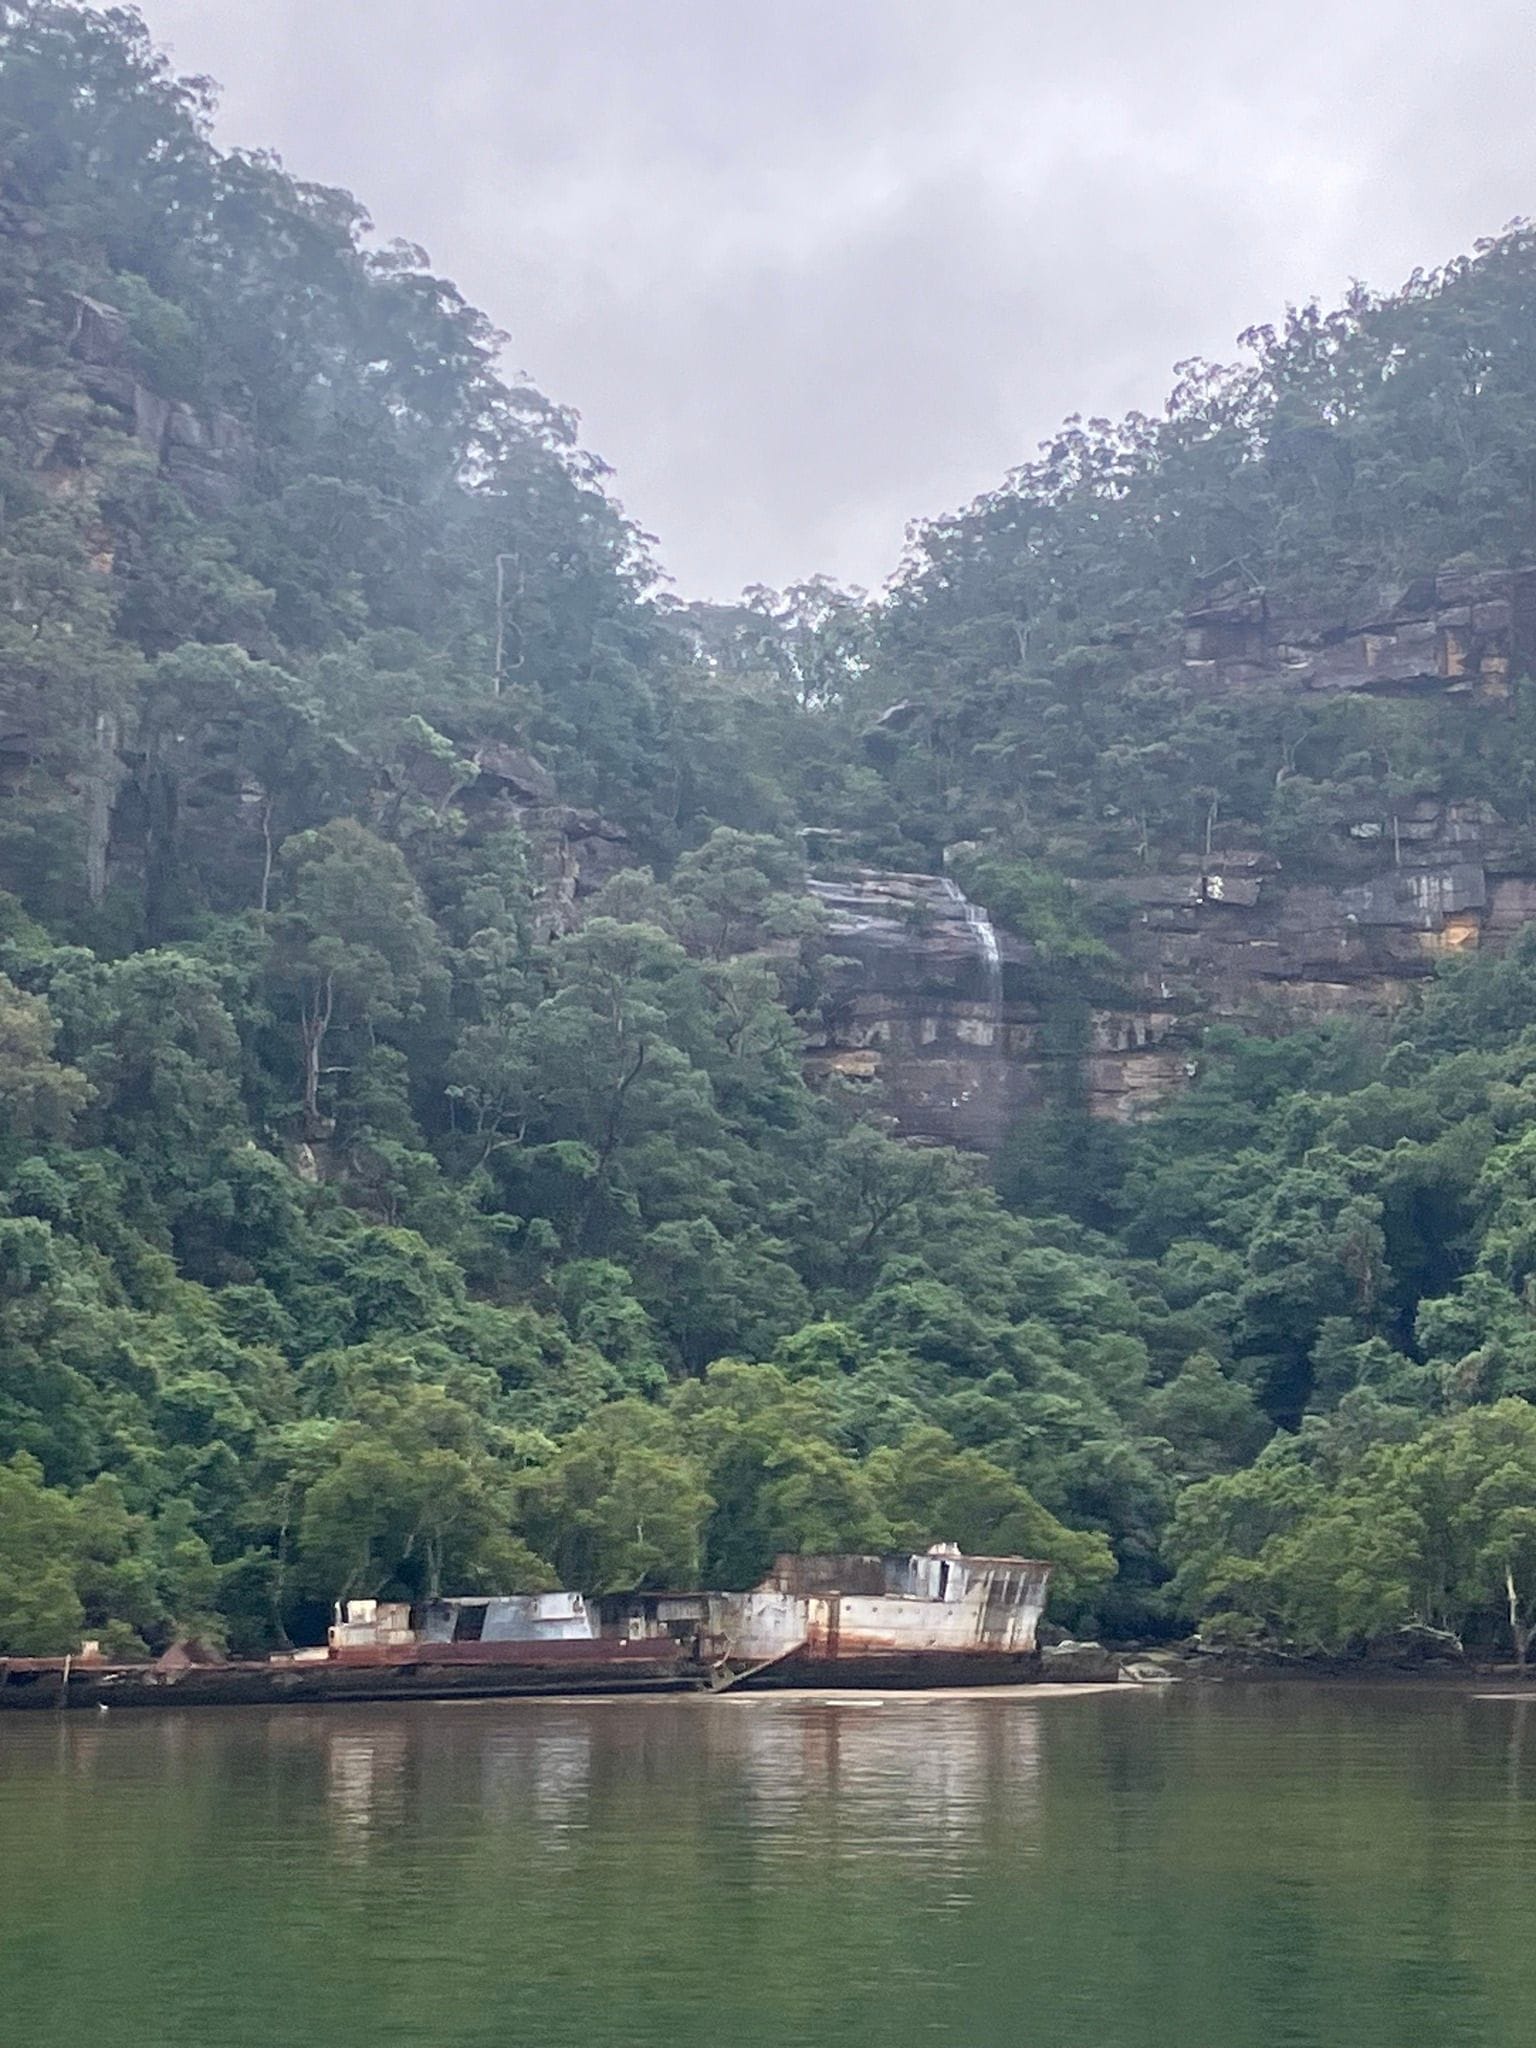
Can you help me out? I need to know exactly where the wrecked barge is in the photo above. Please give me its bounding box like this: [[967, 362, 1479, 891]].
[[598, 1546, 1052, 1689], [0, 1545, 1052, 1709]]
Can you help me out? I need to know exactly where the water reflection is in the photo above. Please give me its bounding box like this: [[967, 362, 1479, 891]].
[[1501, 1692, 1534, 1804], [722, 1700, 1042, 1869], [483, 1722, 594, 1841], [325, 1725, 408, 1857], [291, 1695, 1051, 1880], [10, 1690, 1536, 2048]]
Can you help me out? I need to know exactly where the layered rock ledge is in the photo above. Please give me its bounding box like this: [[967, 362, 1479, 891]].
[[801, 870, 1186, 1149]]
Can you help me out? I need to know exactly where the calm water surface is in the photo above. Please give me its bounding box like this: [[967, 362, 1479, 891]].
[[3, 1684, 1536, 2047]]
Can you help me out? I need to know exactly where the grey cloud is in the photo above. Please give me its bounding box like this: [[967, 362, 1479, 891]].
[[141, 0, 1536, 596]]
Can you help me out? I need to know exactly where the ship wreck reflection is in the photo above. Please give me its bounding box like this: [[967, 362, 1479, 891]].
[[325, 1724, 410, 1859], [299, 1695, 1046, 1882], [316, 1711, 601, 1857], [720, 1700, 1043, 1869]]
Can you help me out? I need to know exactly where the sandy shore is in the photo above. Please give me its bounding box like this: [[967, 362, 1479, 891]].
[[391, 1681, 1141, 1712], [709, 1681, 1133, 1704]]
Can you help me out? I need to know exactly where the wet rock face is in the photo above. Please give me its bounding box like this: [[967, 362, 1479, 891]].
[[1183, 564, 1536, 701], [809, 804, 1536, 1150], [801, 870, 1187, 1149], [456, 745, 631, 938], [807, 570, 1536, 1148], [802, 870, 1024, 1151], [67, 295, 255, 514]]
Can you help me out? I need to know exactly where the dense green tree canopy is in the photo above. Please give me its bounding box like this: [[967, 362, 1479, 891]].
[[9, 5, 1536, 1664]]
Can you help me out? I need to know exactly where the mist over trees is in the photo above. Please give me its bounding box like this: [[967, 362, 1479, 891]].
[[8, 4, 1536, 1660]]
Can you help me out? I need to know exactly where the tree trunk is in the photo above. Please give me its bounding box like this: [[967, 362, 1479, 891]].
[[81, 707, 122, 906], [258, 792, 275, 913], [575, 1040, 646, 1249], [1507, 1563, 1530, 1666], [271, 1492, 294, 1652], [301, 972, 334, 1131]]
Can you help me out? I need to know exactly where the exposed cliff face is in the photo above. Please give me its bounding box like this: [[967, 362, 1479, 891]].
[[1107, 568, 1536, 1035], [801, 871, 1186, 1149], [459, 743, 631, 938], [1183, 563, 1536, 702], [1091, 831, 1502, 1024], [810, 567, 1536, 1150], [67, 294, 255, 513]]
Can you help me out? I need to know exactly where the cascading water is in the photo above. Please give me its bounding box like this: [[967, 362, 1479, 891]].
[[804, 867, 1016, 1149], [941, 877, 1003, 1035]]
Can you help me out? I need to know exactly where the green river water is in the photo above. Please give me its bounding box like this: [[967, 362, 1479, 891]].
[[3, 1683, 1536, 2046]]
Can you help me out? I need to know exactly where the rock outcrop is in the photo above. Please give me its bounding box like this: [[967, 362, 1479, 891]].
[[1089, 828, 1510, 1035], [454, 743, 631, 938], [1183, 563, 1536, 701], [808, 568, 1536, 1149], [67, 294, 255, 513], [801, 870, 1186, 1149], [1039, 1639, 1121, 1682], [1093, 568, 1536, 1075]]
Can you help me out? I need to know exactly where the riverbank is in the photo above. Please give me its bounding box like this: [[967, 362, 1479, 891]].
[[1105, 1645, 1536, 1685], [710, 1681, 1132, 1703]]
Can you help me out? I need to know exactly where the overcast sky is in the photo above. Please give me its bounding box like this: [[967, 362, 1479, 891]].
[[138, 1, 1536, 601]]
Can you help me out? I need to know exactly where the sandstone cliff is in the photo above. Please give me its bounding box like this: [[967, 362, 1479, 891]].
[[801, 870, 1184, 1150], [66, 293, 255, 513], [809, 567, 1536, 1151], [462, 564, 1536, 1158]]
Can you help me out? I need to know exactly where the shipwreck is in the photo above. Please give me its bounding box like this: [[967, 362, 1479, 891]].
[[0, 1545, 1052, 1709], [597, 1544, 1052, 1688]]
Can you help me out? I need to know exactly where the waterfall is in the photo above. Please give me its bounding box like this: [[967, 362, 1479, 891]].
[[941, 878, 1003, 1028]]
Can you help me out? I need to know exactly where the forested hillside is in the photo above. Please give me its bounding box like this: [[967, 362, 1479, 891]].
[[9, 4, 1536, 1664]]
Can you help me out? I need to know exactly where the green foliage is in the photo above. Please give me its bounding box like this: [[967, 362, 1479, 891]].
[[866, 1427, 1116, 1598], [1167, 1401, 1536, 1661], [518, 1401, 714, 1594], [0, 973, 90, 1143], [8, 6, 1536, 1667], [949, 852, 1124, 996], [0, 1453, 221, 1656]]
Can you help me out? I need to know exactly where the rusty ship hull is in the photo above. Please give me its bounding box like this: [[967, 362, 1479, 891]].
[[600, 1548, 1055, 1691], [1, 1547, 1060, 1710], [728, 1647, 1044, 1689], [0, 1637, 700, 1711]]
